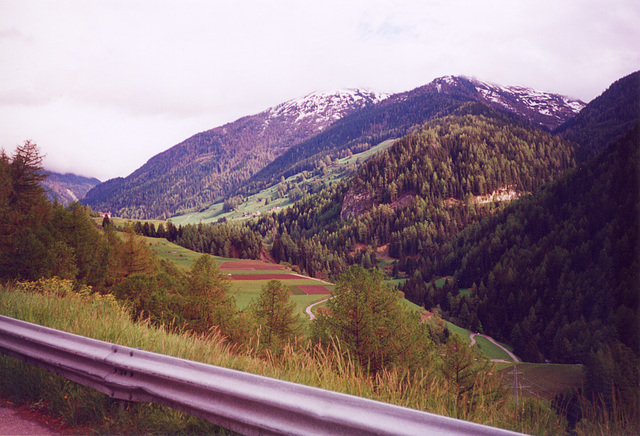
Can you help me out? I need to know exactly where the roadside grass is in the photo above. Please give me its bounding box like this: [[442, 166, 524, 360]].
[[440, 321, 520, 363], [292, 295, 331, 319], [0, 284, 567, 435]]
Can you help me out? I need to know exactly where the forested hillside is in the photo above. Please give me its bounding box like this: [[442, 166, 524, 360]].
[[555, 70, 639, 161], [238, 76, 581, 198], [246, 103, 576, 279], [4, 140, 564, 435], [404, 124, 639, 405], [83, 76, 582, 220], [4, 73, 639, 435], [0, 142, 247, 339]]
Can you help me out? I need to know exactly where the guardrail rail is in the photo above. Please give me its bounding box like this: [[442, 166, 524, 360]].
[[0, 315, 522, 435]]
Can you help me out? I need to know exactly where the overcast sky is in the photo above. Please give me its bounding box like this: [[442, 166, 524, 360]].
[[1, 0, 638, 181]]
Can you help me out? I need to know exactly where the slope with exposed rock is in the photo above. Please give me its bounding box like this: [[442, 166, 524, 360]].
[[41, 171, 101, 206]]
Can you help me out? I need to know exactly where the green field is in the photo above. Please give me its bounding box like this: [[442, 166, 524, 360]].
[[230, 278, 332, 316], [147, 237, 332, 318], [148, 237, 522, 363], [434, 277, 447, 288], [144, 237, 232, 270], [459, 288, 472, 297], [444, 320, 472, 344], [473, 335, 514, 361]]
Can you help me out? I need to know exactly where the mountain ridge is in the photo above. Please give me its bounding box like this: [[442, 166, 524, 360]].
[[84, 75, 585, 219], [554, 70, 639, 161], [84, 89, 385, 219], [237, 76, 584, 198]]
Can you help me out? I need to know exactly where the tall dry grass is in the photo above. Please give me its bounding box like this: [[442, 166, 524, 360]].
[[1, 280, 567, 434]]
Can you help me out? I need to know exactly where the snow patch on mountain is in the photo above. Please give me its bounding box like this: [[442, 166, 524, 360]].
[[466, 77, 586, 129], [267, 89, 390, 131]]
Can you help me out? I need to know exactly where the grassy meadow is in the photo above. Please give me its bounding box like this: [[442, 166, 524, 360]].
[[144, 237, 332, 319]]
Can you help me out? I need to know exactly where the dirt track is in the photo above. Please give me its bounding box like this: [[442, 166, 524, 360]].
[[469, 333, 520, 362]]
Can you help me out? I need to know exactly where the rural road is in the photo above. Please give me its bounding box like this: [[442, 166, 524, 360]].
[[469, 333, 520, 362], [305, 298, 330, 320]]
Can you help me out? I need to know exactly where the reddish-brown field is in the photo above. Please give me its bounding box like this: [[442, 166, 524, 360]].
[[298, 285, 330, 295], [219, 260, 286, 271], [226, 274, 297, 280]]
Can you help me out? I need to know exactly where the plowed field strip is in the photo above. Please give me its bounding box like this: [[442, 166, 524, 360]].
[[298, 285, 331, 295], [227, 274, 298, 280]]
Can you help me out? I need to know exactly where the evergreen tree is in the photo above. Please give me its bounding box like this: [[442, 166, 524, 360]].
[[250, 280, 300, 354], [311, 265, 432, 373], [188, 254, 236, 335]]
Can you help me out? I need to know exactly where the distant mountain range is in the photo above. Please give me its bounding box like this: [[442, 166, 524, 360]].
[[41, 172, 100, 206], [81, 75, 586, 219]]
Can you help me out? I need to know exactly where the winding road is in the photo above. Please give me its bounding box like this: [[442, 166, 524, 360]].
[[469, 333, 520, 362], [305, 298, 331, 320]]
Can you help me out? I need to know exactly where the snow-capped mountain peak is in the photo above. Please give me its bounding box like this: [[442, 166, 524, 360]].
[[424, 75, 586, 130], [465, 76, 586, 129], [268, 88, 390, 130]]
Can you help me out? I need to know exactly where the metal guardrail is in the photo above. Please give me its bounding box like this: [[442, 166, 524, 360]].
[[0, 315, 522, 435]]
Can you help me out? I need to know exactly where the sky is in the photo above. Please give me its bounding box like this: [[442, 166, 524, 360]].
[[1, 0, 639, 181]]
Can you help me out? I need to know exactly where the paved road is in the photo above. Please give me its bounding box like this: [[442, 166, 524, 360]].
[[0, 405, 59, 435], [305, 297, 330, 320]]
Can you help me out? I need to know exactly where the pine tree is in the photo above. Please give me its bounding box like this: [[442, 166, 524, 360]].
[[188, 254, 235, 334], [251, 280, 300, 354], [311, 265, 432, 373]]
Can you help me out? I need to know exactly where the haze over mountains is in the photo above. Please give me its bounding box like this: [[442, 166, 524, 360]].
[[41, 172, 100, 206], [81, 75, 586, 219]]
